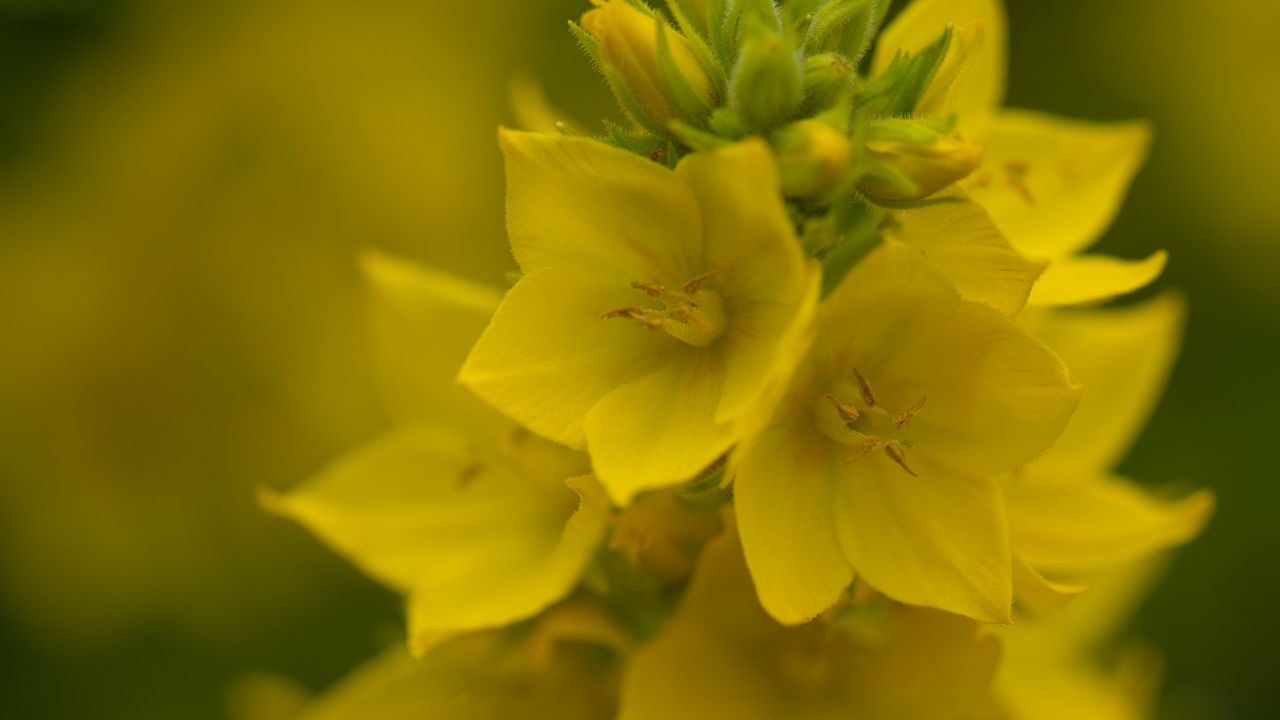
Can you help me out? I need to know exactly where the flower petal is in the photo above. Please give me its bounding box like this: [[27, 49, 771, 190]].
[[1024, 293, 1185, 474], [360, 249, 502, 429], [890, 190, 1047, 316], [263, 427, 603, 636], [585, 348, 734, 503], [964, 110, 1152, 258], [735, 424, 853, 625], [1027, 251, 1167, 307], [673, 140, 819, 424], [460, 265, 670, 448], [500, 129, 702, 283], [874, 0, 1007, 137], [819, 242, 1078, 477], [1007, 472, 1214, 575], [834, 453, 1014, 623]]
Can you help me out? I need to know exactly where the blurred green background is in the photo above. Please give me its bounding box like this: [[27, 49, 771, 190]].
[[0, 0, 1274, 717]]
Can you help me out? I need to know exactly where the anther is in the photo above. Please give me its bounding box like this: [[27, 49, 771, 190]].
[[602, 307, 664, 330], [892, 397, 928, 430], [851, 368, 880, 407], [825, 394, 860, 426], [680, 268, 719, 294], [630, 281, 667, 298], [883, 442, 917, 477], [841, 435, 879, 464]]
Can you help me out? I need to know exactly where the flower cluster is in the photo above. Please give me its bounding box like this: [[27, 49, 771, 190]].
[[263, 1, 1212, 718]]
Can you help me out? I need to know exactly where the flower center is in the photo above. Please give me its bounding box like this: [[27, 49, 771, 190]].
[[602, 269, 727, 347], [812, 368, 926, 476]]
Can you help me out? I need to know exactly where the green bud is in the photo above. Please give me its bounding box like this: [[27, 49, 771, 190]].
[[802, 52, 855, 114], [581, 0, 715, 132], [805, 0, 882, 64], [731, 32, 804, 132], [856, 119, 983, 203], [773, 119, 853, 199]]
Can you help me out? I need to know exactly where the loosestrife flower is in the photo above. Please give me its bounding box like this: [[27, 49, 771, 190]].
[[460, 132, 817, 503], [875, 0, 1167, 307], [734, 242, 1077, 624], [265, 252, 609, 651], [263, 2, 1216, 718]]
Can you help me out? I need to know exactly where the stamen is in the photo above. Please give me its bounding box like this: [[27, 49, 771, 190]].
[[602, 307, 665, 330], [630, 281, 667, 298], [883, 442, 917, 477], [680, 268, 719, 294], [892, 397, 928, 430], [851, 368, 880, 407], [841, 435, 879, 464], [825, 394, 860, 426], [1004, 161, 1035, 206]]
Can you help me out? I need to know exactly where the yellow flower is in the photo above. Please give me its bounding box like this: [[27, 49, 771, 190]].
[[995, 561, 1169, 720], [874, 0, 1165, 307], [1007, 294, 1213, 592], [620, 526, 1001, 720], [858, 119, 985, 203], [733, 242, 1078, 625], [461, 132, 818, 503], [264, 251, 610, 653], [581, 0, 714, 130], [262, 600, 626, 720]]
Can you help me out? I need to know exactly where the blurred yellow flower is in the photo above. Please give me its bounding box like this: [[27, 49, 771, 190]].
[[875, 0, 1165, 307], [621, 526, 1001, 720], [734, 242, 1078, 625], [1008, 294, 1213, 590], [266, 252, 609, 652], [461, 132, 817, 503]]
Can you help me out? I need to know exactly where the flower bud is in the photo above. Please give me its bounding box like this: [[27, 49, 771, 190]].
[[582, 0, 714, 130], [731, 32, 804, 132], [802, 52, 855, 114], [773, 120, 853, 199], [857, 120, 983, 202]]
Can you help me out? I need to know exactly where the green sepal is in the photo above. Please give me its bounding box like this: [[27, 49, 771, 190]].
[[802, 52, 856, 115], [818, 198, 884, 296], [856, 24, 952, 117], [731, 30, 805, 132], [709, 107, 749, 139], [655, 16, 716, 125], [602, 119, 665, 158], [665, 0, 730, 100], [568, 20, 604, 72], [603, 64, 670, 137], [806, 0, 878, 63], [670, 120, 734, 151]]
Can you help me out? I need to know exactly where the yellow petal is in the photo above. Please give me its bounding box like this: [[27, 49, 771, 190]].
[[585, 349, 734, 503], [819, 241, 1077, 477], [499, 129, 702, 282], [263, 427, 604, 636], [360, 249, 502, 428], [889, 190, 1047, 316], [735, 424, 853, 625], [834, 453, 1014, 623], [874, 0, 1007, 137], [296, 627, 620, 720], [622, 528, 1001, 720], [460, 265, 670, 448], [1025, 292, 1185, 474], [674, 140, 818, 424], [1007, 472, 1214, 575], [1013, 554, 1087, 616], [1027, 251, 1167, 307], [963, 110, 1152, 258]]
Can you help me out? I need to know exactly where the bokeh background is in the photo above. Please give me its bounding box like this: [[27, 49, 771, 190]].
[[0, 0, 1275, 717]]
